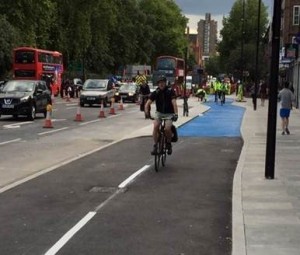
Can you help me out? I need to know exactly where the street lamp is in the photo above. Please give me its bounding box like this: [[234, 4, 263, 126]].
[[239, 0, 246, 96], [253, 0, 262, 110], [265, 0, 282, 179]]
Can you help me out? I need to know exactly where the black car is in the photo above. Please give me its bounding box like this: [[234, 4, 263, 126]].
[[0, 80, 51, 120], [114, 83, 139, 103]]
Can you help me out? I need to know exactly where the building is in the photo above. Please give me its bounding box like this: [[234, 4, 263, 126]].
[[283, 0, 300, 107], [197, 13, 218, 66]]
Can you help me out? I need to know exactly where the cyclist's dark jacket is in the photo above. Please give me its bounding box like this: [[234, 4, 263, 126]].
[[139, 84, 150, 95], [150, 87, 176, 113]]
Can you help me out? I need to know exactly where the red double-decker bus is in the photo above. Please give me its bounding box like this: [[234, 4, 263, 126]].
[[12, 47, 64, 96], [153, 55, 185, 97]]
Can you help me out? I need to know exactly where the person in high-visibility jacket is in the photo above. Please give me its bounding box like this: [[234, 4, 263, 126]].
[[195, 87, 207, 102], [236, 82, 244, 101], [214, 79, 222, 102]]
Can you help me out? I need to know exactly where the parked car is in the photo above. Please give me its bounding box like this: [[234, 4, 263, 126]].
[[80, 79, 115, 107], [0, 80, 51, 120], [114, 83, 139, 103]]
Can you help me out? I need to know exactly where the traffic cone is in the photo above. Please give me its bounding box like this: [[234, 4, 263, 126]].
[[118, 97, 124, 110], [109, 98, 116, 115], [43, 104, 53, 128], [98, 101, 106, 118], [74, 103, 83, 121]]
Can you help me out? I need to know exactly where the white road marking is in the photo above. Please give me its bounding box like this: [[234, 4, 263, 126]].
[[44, 211, 96, 255], [79, 119, 100, 126], [3, 121, 33, 129], [38, 127, 69, 135], [118, 165, 150, 189], [0, 138, 22, 146]]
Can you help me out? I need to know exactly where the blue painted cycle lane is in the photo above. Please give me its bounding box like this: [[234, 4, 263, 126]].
[[178, 97, 245, 137]]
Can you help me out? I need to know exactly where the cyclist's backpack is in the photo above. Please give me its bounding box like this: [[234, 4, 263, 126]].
[[171, 125, 178, 142]]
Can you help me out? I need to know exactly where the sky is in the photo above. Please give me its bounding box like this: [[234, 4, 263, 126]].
[[174, 0, 274, 36]]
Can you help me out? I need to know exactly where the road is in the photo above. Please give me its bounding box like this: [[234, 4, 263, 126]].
[[0, 96, 243, 255]]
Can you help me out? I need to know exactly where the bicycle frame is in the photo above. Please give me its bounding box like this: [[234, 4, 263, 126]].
[[154, 118, 169, 172]]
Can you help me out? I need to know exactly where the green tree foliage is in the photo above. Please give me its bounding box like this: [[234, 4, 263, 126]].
[[0, 0, 189, 77], [0, 16, 19, 77], [218, 0, 269, 80]]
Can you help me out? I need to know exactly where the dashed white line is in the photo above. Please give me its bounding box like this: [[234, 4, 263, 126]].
[[44, 164, 150, 254], [44, 211, 96, 255], [0, 138, 22, 146], [118, 165, 150, 188], [38, 127, 69, 135]]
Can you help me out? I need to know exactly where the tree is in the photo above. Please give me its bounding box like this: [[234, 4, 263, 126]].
[[0, 15, 19, 78], [218, 0, 269, 80]]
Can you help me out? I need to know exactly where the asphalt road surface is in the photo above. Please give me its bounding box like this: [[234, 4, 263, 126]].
[[0, 135, 242, 255]]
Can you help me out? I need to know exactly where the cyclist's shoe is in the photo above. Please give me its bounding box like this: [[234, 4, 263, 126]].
[[166, 142, 172, 155], [151, 144, 158, 155]]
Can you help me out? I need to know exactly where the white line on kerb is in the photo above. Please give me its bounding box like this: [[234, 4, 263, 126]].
[[44, 211, 96, 255], [118, 165, 150, 189]]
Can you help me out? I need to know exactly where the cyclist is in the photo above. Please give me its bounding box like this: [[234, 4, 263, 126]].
[[218, 80, 227, 103], [145, 75, 178, 155]]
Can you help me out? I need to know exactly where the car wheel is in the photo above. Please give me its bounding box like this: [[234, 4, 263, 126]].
[[28, 105, 36, 121], [13, 114, 18, 119], [80, 103, 84, 107]]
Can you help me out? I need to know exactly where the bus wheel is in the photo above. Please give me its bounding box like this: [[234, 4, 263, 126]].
[[28, 105, 36, 121]]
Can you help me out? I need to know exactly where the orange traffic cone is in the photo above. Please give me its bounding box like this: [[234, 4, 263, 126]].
[[109, 98, 116, 115], [74, 103, 83, 121], [43, 104, 53, 128], [98, 101, 106, 118], [118, 97, 124, 110]]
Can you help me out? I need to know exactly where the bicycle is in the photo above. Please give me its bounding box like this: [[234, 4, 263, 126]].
[[219, 91, 225, 106], [149, 116, 174, 172]]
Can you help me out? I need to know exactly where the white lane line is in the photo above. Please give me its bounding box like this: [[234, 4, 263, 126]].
[[79, 119, 100, 126], [0, 138, 22, 146], [34, 164, 150, 254], [38, 127, 69, 136], [118, 165, 150, 189], [44, 211, 96, 255]]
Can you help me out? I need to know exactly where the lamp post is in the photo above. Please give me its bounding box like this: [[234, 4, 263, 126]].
[[265, 0, 282, 179], [239, 0, 246, 96], [254, 0, 262, 110]]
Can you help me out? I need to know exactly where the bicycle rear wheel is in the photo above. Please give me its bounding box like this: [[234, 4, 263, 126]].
[[154, 136, 162, 172], [161, 135, 167, 167]]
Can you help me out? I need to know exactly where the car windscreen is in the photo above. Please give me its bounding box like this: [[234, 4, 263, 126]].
[[119, 84, 136, 92], [83, 80, 106, 89], [2, 81, 35, 92]]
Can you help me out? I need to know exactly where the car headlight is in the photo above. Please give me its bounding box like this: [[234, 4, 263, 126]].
[[115, 92, 119, 96], [128, 92, 134, 96], [20, 96, 30, 102]]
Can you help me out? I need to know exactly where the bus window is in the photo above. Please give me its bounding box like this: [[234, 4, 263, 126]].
[[157, 58, 176, 69], [15, 51, 35, 64]]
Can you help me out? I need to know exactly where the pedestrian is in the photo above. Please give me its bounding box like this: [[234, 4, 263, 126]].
[[139, 82, 151, 118], [278, 81, 295, 135], [259, 80, 267, 106]]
